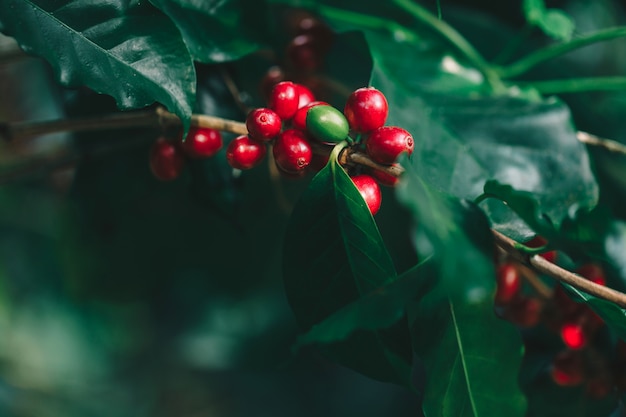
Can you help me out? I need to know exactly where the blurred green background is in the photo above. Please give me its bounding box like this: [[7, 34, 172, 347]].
[[2, 0, 626, 416]]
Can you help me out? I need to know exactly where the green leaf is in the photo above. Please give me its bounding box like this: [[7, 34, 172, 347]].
[[411, 296, 527, 417], [395, 156, 496, 301], [283, 145, 397, 329], [363, 24, 597, 240], [0, 0, 195, 133], [523, 0, 575, 41], [148, 0, 264, 63], [482, 180, 609, 253], [283, 145, 412, 385], [540, 10, 576, 41], [523, 0, 546, 23], [295, 259, 433, 348], [563, 283, 626, 341]]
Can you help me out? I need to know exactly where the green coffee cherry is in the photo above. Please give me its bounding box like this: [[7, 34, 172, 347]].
[[306, 105, 349, 143]]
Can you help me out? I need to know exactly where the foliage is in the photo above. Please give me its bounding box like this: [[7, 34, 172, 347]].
[[2, 1, 626, 416]]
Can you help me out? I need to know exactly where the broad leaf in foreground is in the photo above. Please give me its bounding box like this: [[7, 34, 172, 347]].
[[411, 296, 527, 417], [149, 0, 264, 63], [0, 0, 196, 133], [396, 159, 526, 416], [283, 146, 411, 385]]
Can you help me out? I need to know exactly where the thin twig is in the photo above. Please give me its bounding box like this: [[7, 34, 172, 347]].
[[520, 265, 553, 300], [4, 111, 626, 309], [492, 229, 626, 308], [577, 131, 626, 155]]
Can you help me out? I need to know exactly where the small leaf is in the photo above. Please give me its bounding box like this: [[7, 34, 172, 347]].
[[411, 296, 527, 417], [283, 146, 411, 384], [541, 10, 576, 41], [523, 0, 575, 41], [149, 0, 264, 63], [523, 0, 546, 23], [0, 0, 196, 133]]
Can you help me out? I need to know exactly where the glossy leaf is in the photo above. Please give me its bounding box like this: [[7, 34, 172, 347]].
[[358, 20, 598, 240], [411, 296, 527, 417], [283, 147, 413, 385], [395, 156, 496, 301], [0, 0, 195, 133], [523, 0, 575, 41], [482, 180, 609, 253], [149, 0, 264, 63], [273, 2, 598, 238]]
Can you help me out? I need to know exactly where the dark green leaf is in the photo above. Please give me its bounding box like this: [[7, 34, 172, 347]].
[[395, 156, 495, 300], [482, 180, 609, 253], [362, 23, 598, 240], [283, 146, 412, 385], [148, 0, 264, 63], [0, 0, 195, 133], [411, 296, 527, 417], [295, 259, 432, 348], [283, 147, 397, 329]]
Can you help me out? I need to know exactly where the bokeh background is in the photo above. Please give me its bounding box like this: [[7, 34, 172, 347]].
[[1, 0, 626, 416]]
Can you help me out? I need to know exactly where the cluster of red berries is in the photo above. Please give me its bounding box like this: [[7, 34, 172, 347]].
[[493, 238, 625, 397], [236, 81, 413, 215], [149, 81, 413, 217], [149, 126, 223, 181]]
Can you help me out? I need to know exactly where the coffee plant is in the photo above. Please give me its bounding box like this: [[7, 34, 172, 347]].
[[3, 0, 626, 416]]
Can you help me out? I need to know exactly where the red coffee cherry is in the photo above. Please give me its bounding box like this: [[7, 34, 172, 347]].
[[226, 135, 266, 170], [246, 108, 282, 142], [269, 81, 299, 120], [150, 137, 185, 181], [296, 83, 315, 109], [344, 87, 389, 133], [287, 34, 323, 72], [495, 263, 521, 305], [292, 101, 328, 131], [366, 126, 414, 165], [551, 350, 585, 386], [576, 263, 606, 286], [180, 126, 223, 158], [506, 296, 543, 328], [350, 174, 382, 216], [560, 322, 587, 350], [285, 10, 334, 48], [273, 129, 313, 173]]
